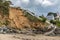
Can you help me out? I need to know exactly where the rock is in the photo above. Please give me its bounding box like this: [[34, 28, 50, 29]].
[[0, 25, 60, 37], [45, 33, 56, 36], [44, 27, 60, 36], [54, 28, 60, 36], [32, 30, 43, 34], [0, 26, 20, 34]]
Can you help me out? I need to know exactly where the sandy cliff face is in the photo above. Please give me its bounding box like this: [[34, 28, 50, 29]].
[[9, 7, 31, 29], [8, 7, 46, 29]]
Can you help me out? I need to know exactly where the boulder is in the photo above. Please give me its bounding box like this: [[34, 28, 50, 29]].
[[54, 28, 60, 36]]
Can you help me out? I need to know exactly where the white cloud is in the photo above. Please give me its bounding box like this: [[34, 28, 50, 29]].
[[35, 0, 54, 7], [21, 0, 29, 5], [35, 0, 43, 4], [10, 0, 30, 7], [14, 0, 21, 7], [42, 0, 54, 7], [10, 0, 21, 7], [10, 0, 60, 16]]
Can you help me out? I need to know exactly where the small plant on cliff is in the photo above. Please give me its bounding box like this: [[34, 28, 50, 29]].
[[3, 19, 10, 26]]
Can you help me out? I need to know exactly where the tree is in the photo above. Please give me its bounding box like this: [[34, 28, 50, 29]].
[[0, 0, 11, 17], [47, 12, 57, 17], [0, 0, 12, 26]]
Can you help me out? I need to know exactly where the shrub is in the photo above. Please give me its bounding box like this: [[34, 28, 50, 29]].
[[50, 20, 60, 27], [56, 21, 60, 27], [39, 16, 47, 22], [50, 20, 56, 25], [3, 20, 10, 26], [24, 12, 40, 22], [41, 18, 46, 22]]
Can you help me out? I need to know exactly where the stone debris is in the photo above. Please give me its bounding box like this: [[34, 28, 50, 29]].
[[0, 25, 60, 36]]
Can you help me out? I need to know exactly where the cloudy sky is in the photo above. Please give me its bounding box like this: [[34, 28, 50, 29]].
[[10, 0, 60, 16]]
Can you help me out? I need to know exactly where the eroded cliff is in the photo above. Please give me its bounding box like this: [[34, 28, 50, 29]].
[[0, 7, 47, 30]]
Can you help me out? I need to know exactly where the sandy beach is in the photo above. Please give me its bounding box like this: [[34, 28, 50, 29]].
[[0, 34, 59, 40]]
